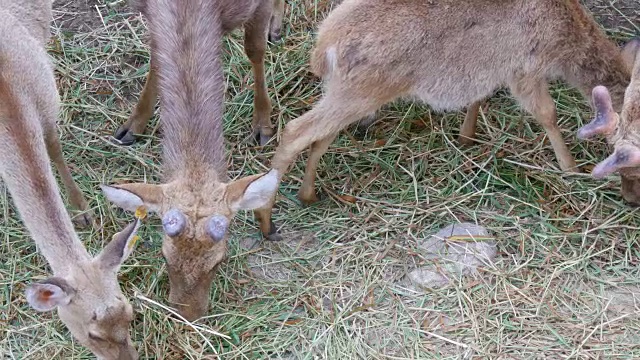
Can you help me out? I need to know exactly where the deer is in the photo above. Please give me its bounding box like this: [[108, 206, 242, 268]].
[[577, 40, 640, 205], [0, 1, 142, 358], [100, 0, 280, 321], [0, 5, 94, 229], [111, 0, 285, 147], [246, 0, 640, 235]]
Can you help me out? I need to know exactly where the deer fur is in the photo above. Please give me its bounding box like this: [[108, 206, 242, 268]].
[[111, 0, 285, 146], [578, 39, 640, 204], [250, 0, 640, 231], [101, 0, 280, 321], [0, 1, 142, 358], [0, 4, 93, 227]]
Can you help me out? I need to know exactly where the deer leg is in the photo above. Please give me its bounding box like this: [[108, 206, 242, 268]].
[[43, 125, 94, 228], [272, 98, 377, 176], [298, 132, 340, 205], [245, 9, 273, 146], [113, 59, 159, 146], [268, 0, 285, 43], [511, 80, 577, 172], [254, 206, 280, 241], [256, 95, 379, 238], [458, 101, 482, 146]]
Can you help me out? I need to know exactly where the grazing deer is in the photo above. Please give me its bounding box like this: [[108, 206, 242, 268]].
[[578, 39, 640, 204], [249, 0, 640, 233], [101, 0, 280, 321], [112, 0, 285, 146], [0, 1, 142, 358]]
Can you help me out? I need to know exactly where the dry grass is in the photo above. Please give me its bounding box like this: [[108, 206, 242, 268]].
[[2, 0, 640, 359]]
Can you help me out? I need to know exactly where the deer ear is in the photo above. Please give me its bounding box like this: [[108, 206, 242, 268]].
[[101, 183, 165, 213], [26, 277, 75, 312], [621, 37, 640, 74], [226, 170, 279, 211], [95, 219, 142, 271], [577, 86, 619, 139]]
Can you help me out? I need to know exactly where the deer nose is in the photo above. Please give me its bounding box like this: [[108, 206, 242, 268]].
[[117, 342, 138, 360]]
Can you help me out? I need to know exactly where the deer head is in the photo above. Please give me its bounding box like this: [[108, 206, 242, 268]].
[[578, 39, 640, 204], [101, 169, 278, 320], [25, 219, 141, 359]]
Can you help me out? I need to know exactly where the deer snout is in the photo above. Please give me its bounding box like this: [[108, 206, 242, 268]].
[[166, 264, 215, 321], [116, 342, 138, 360], [168, 289, 210, 321]]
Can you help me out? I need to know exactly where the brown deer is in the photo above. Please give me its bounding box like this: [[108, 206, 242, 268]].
[[577, 40, 640, 204], [112, 0, 285, 146], [249, 0, 640, 233], [101, 0, 280, 321], [0, 1, 142, 358]]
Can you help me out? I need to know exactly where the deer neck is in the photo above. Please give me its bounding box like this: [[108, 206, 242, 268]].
[[0, 83, 90, 275], [147, 0, 227, 182]]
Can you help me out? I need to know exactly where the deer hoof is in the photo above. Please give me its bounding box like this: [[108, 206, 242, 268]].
[[112, 127, 137, 146], [260, 134, 272, 146], [268, 29, 282, 43], [458, 135, 475, 147], [298, 191, 319, 207], [265, 220, 282, 241], [253, 128, 274, 146], [72, 211, 95, 230]]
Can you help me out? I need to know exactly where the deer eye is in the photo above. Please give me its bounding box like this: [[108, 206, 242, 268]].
[[88, 332, 106, 342]]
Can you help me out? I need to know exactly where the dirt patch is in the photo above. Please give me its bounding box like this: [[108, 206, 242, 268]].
[[239, 232, 328, 283], [603, 286, 640, 316], [407, 223, 497, 290], [53, 0, 133, 33]]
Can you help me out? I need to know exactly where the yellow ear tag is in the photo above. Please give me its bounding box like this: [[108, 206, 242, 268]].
[[128, 235, 140, 250], [135, 206, 148, 220]]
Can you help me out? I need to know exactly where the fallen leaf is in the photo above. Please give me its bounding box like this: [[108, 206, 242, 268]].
[[240, 331, 253, 341], [411, 119, 428, 129], [373, 139, 387, 147], [446, 235, 495, 242], [349, 304, 374, 315], [582, 164, 595, 172], [339, 194, 357, 204]]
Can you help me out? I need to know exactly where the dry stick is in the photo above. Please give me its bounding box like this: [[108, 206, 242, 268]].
[[135, 293, 231, 342], [413, 327, 470, 349]]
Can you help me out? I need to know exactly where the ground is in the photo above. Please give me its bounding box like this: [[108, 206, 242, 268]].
[[2, 0, 640, 359]]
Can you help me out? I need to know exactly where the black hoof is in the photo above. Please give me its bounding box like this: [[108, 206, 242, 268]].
[[253, 128, 273, 146], [260, 134, 272, 146], [268, 30, 282, 43], [72, 211, 94, 230], [111, 127, 136, 146], [265, 220, 282, 241], [353, 113, 377, 139], [353, 124, 371, 140]]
